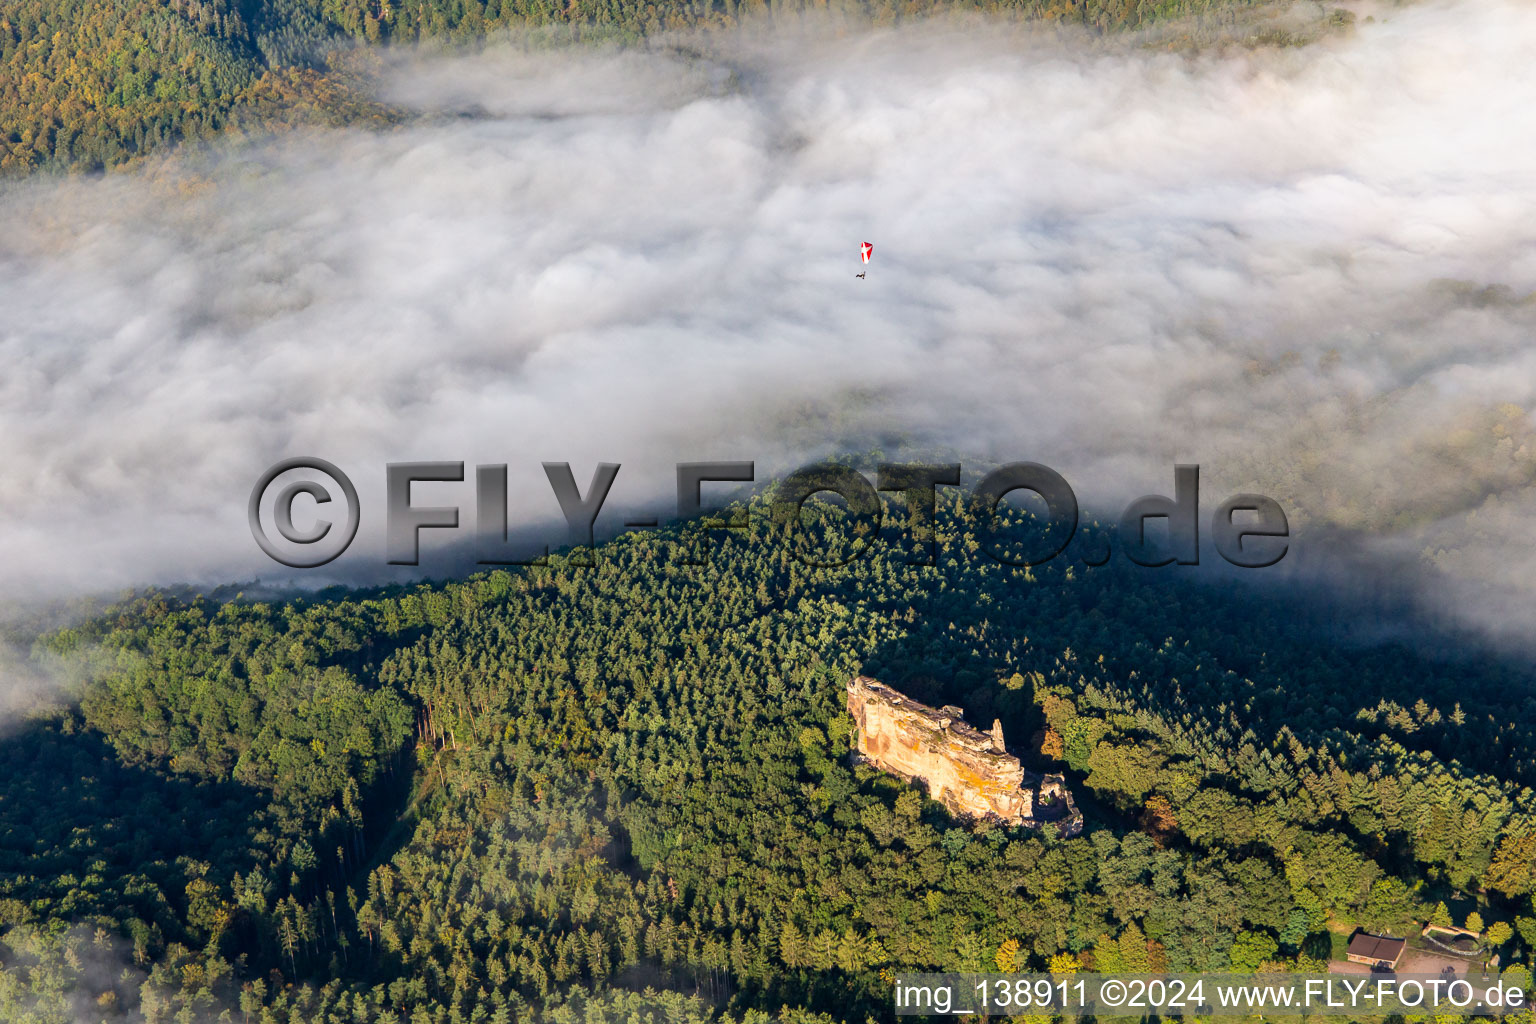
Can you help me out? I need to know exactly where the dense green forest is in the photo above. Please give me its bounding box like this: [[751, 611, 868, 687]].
[[0, 0, 1344, 174], [2, 486, 1535, 1022]]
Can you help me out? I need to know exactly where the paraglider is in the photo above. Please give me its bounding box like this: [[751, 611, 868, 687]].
[[857, 242, 872, 279]]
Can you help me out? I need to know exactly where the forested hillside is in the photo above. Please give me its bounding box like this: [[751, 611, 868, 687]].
[[0, 0, 1301, 174], [2, 491, 1534, 1022]]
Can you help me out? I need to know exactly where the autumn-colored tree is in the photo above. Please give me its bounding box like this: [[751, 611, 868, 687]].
[[1047, 952, 1081, 975], [1140, 795, 1179, 846], [1039, 727, 1066, 761], [995, 938, 1022, 973]]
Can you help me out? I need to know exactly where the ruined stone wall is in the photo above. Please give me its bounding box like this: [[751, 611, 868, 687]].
[[846, 675, 1034, 824]]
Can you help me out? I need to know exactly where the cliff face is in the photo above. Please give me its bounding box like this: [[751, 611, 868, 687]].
[[846, 675, 1082, 834], [846, 675, 1032, 823]]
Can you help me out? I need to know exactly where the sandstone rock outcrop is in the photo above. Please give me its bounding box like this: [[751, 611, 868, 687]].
[[846, 675, 1083, 835]]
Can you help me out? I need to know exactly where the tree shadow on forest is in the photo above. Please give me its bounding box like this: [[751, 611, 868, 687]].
[[814, 535, 1536, 930], [853, 516, 1536, 792], [0, 719, 272, 953], [0, 713, 417, 975]]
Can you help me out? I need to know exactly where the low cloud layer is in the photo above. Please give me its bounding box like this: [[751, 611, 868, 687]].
[[2, 0, 1536, 643]]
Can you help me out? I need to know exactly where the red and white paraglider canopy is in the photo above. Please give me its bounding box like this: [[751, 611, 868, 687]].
[[860, 242, 873, 264]]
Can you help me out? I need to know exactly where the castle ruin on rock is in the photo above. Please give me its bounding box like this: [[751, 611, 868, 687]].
[[846, 675, 1082, 836]]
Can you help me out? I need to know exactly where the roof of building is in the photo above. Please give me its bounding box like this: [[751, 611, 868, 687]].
[[1347, 933, 1407, 963]]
